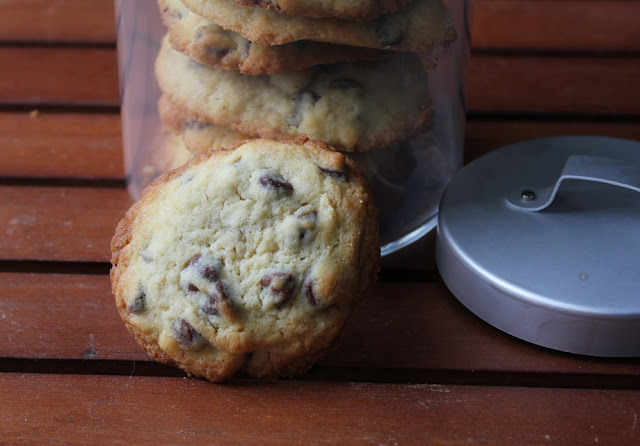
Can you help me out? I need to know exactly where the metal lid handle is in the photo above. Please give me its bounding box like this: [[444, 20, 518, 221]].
[[507, 155, 640, 212]]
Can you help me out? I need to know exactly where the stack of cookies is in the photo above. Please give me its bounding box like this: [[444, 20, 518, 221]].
[[111, 0, 458, 382], [153, 0, 456, 163]]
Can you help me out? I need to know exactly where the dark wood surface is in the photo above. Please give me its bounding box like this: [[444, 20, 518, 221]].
[[3, 374, 639, 445], [1, 0, 639, 444]]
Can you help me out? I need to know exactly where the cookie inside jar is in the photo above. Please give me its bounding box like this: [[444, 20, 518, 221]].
[[118, 0, 471, 254]]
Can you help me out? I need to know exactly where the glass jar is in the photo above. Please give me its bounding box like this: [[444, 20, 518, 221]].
[[116, 0, 472, 256]]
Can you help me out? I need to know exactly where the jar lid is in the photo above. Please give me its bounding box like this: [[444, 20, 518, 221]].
[[436, 136, 640, 357]]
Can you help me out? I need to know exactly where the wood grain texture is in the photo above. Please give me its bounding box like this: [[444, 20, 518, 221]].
[[1, 373, 639, 445], [0, 47, 119, 106], [0, 111, 123, 179], [465, 120, 640, 161], [1, 273, 639, 378], [1, 113, 639, 180], [1, 0, 638, 438], [2, 113, 640, 262], [467, 55, 640, 115], [0, 273, 143, 361], [2, 0, 639, 53], [1, 46, 639, 116], [0, 0, 115, 43], [473, 0, 640, 52], [0, 187, 130, 262]]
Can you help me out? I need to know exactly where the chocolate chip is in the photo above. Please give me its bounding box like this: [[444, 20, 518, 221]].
[[329, 78, 364, 92], [237, 0, 264, 5], [173, 319, 204, 346], [180, 254, 223, 294], [201, 282, 229, 316], [206, 46, 230, 59], [318, 166, 349, 182], [375, 17, 404, 47], [193, 25, 235, 64], [128, 286, 146, 313], [259, 171, 294, 195], [186, 120, 213, 131], [202, 296, 219, 316], [202, 261, 220, 282], [261, 272, 296, 308], [303, 277, 318, 306], [189, 254, 221, 281]]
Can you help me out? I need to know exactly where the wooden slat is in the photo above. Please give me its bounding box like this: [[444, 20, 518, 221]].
[[0, 111, 123, 179], [465, 120, 640, 161], [2, 0, 639, 54], [473, 0, 640, 52], [0, 47, 119, 107], [468, 54, 640, 115], [0, 273, 142, 361], [325, 281, 640, 376], [0, 0, 115, 43], [1, 46, 639, 116], [1, 116, 639, 263], [1, 113, 639, 179], [0, 187, 130, 262], [1, 273, 639, 378], [2, 373, 640, 444]]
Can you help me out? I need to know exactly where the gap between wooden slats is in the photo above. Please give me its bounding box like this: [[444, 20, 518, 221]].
[[0, 47, 639, 115], [0, 272, 638, 379], [1, 0, 639, 53], [1, 373, 639, 444]]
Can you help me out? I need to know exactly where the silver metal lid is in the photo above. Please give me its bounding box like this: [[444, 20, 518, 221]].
[[436, 136, 640, 357]]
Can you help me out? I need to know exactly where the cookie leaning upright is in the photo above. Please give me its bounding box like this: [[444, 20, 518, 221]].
[[110, 138, 379, 382]]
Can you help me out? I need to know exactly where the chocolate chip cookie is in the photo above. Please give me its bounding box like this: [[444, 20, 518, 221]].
[[155, 35, 432, 151], [181, 0, 456, 51], [111, 138, 379, 382], [158, 95, 251, 154], [160, 0, 388, 75], [154, 132, 194, 170], [231, 0, 413, 20]]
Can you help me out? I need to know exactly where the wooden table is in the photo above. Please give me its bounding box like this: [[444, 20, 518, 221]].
[[1, 0, 639, 443]]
